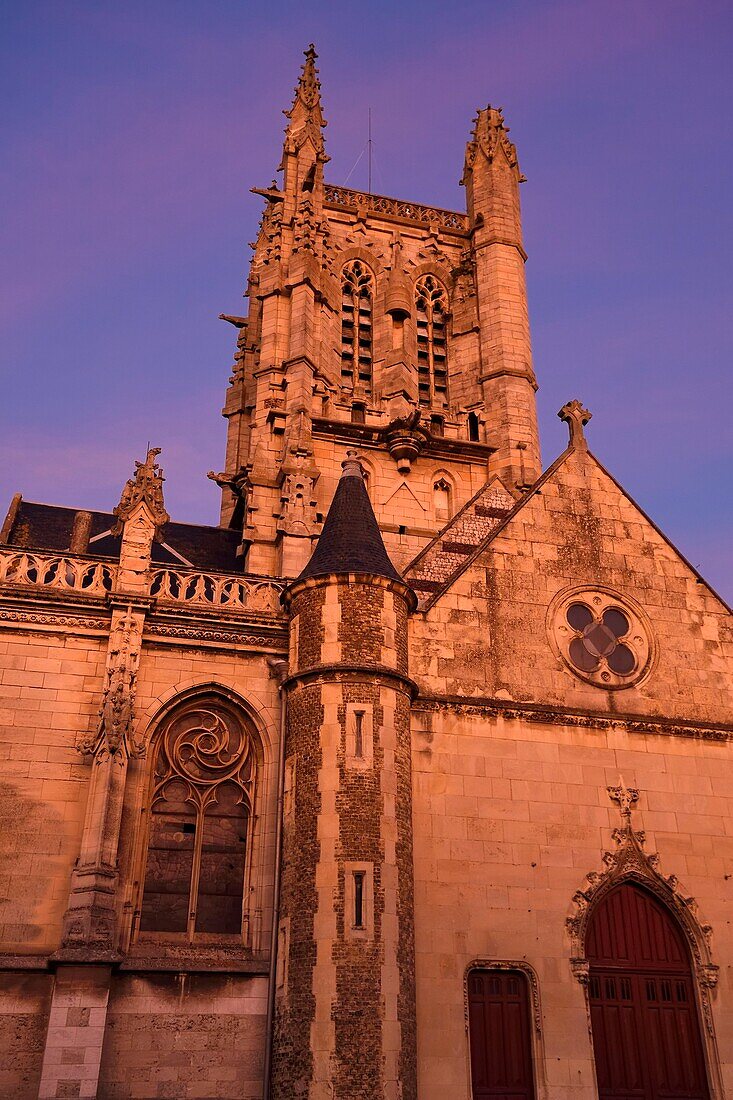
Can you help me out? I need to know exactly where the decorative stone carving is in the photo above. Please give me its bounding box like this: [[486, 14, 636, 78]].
[[558, 399, 592, 450], [112, 447, 169, 539], [607, 778, 639, 819], [384, 407, 428, 474], [462, 106, 523, 182], [277, 470, 320, 538], [78, 604, 145, 760], [567, 787, 719, 1037]]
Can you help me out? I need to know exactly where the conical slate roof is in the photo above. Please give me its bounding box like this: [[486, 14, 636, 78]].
[[298, 454, 403, 583]]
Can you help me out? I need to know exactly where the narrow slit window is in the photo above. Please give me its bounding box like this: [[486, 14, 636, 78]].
[[415, 275, 449, 408], [341, 260, 374, 392], [354, 711, 365, 758], [353, 872, 365, 928], [468, 411, 480, 441]]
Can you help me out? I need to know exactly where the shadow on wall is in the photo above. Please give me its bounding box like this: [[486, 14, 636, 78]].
[[0, 780, 67, 949]]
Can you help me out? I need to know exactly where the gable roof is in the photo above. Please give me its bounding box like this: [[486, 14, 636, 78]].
[[403, 447, 731, 615], [1, 499, 242, 574]]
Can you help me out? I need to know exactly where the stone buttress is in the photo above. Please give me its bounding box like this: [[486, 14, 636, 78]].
[[273, 452, 417, 1099]]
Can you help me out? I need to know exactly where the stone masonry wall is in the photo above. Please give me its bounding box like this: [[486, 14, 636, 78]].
[[409, 707, 733, 1100], [97, 973, 267, 1099]]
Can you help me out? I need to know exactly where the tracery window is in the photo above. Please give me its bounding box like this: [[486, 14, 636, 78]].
[[138, 697, 255, 938], [549, 587, 652, 689], [341, 260, 374, 391], [415, 275, 448, 407]]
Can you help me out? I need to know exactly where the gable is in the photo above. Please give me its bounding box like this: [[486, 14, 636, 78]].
[[409, 447, 732, 727]]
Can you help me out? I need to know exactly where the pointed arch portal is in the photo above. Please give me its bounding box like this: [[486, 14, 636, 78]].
[[587, 882, 710, 1099]]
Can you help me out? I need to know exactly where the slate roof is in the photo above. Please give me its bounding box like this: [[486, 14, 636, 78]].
[[2, 500, 242, 574], [298, 463, 404, 584]]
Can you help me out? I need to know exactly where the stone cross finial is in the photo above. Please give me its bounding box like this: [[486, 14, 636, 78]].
[[558, 399, 592, 449], [607, 777, 640, 820]]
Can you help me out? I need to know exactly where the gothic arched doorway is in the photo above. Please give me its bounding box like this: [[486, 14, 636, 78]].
[[587, 882, 710, 1099]]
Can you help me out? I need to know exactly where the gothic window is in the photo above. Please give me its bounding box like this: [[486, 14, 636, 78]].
[[467, 411, 480, 441], [138, 697, 255, 938], [433, 478, 453, 523], [341, 260, 374, 391], [415, 275, 448, 407], [467, 968, 535, 1099]]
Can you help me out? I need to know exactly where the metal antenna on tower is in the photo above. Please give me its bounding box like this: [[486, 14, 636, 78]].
[[368, 107, 372, 194]]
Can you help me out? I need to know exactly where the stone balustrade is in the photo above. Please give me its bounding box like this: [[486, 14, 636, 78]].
[[149, 567, 285, 612], [0, 549, 115, 595]]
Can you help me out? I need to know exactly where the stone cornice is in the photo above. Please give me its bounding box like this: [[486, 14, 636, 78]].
[[285, 662, 418, 701], [413, 694, 733, 742]]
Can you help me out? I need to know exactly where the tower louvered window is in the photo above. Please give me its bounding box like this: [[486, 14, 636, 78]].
[[415, 275, 448, 407], [341, 260, 374, 391]]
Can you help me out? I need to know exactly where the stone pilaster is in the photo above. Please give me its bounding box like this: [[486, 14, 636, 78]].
[[38, 451, 164, 1100]]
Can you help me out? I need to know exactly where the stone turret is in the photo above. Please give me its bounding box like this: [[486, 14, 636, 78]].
[[462, 107, 541, 489], [273, 451, 417, 1099]]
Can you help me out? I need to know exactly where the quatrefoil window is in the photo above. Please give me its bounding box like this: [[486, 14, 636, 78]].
[[548, 587, 653, 689], [566, 603, 635, 675]]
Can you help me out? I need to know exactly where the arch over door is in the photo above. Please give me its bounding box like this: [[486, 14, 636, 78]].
[[467, 969, 535, 1099], [587, 883, 710, 1100]]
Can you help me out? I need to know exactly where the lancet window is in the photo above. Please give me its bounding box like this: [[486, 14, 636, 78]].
[[341, 260, 374, 391], [415, 275, 448, 407], [138, 697, 256, 939]]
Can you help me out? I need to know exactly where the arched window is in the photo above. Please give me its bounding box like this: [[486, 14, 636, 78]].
[[341, 260, 374, 392], [467, 411, 480, 441], [433, 477, 452, 523], [415, 275, 448, 407], [587, 883, 710, 1100], [138, 696, 256, 938]]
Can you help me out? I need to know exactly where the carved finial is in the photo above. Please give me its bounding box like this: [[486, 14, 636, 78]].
[[341, 449, 364, 480], [281, 43, 329, 168], [462, 104, 522, 184], [558, 399, 592, 449], [112, 447, 169, 538], [607, 777, 640, 820]]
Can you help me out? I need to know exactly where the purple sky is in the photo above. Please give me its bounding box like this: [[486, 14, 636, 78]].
[[2, 1, 731, 602]]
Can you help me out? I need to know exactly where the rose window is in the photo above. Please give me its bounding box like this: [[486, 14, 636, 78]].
[[549, 588, 652, 689]]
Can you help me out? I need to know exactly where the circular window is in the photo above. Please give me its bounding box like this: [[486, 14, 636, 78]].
[[548, 587, 653, 689]]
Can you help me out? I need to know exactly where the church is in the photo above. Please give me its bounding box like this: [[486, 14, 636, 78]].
[[0, 44, 731, 1100]]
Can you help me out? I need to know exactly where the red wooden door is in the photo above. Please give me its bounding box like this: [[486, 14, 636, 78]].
[[467, 969, 535, 1099], [587, 883, 710, 1099]]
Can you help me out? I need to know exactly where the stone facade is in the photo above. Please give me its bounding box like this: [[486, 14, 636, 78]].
[[1, 43, 731, 1100]]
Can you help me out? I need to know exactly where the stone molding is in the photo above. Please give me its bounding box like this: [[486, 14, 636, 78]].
[[413, 694, 733, 742], [284, 662, 418, 701], [463, 959, 543, 1036]]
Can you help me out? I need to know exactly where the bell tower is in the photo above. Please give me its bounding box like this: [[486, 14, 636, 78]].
[[215, 50, 544, 579]]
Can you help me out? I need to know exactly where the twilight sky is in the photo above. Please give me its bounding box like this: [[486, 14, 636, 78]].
[[1, 0, 731, 602]]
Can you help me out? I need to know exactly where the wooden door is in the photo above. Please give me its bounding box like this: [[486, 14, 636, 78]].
[[587, 883, 710, 1099], [467, 969, 535, 1099]]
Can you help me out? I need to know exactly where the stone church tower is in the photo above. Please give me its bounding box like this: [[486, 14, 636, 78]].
[[0, 45, 731, 1100]]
